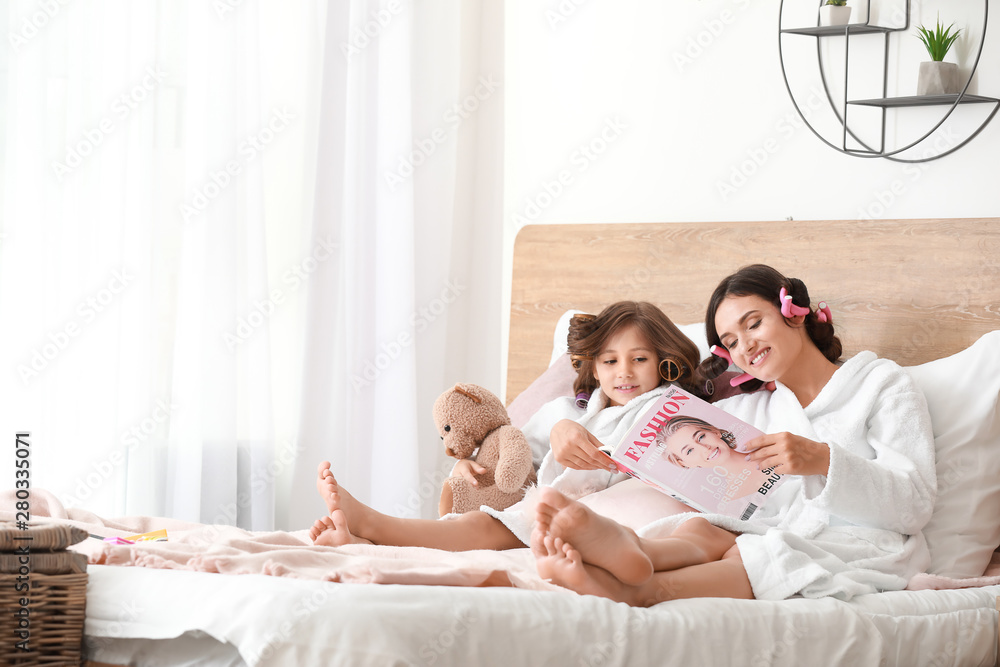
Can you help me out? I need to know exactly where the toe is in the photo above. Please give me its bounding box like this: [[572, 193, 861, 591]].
[[530, 527, 547, 556], [535, 502, 557, 527]]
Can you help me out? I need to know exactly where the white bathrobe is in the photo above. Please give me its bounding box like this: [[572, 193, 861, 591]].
[[481, 385, 669, 545], [641, 351, 938, 601]]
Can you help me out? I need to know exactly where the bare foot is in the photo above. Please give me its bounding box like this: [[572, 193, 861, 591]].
[[535, 486, 652, 586], [533, 532, 631, 602], [308, 511, 371, 546], [316, 461, 339, 514], [313, 461, 376, 540]]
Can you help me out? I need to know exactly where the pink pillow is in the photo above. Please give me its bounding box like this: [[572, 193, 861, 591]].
[[506, 355, 576, 429]]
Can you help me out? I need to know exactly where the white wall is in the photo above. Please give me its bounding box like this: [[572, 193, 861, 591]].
[[499, 0, 999, 385]]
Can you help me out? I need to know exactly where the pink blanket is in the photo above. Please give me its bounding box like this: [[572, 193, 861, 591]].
[[906, 549, 1000, 591], [7, 489, 998, 593], [1, 489, 556, 591]]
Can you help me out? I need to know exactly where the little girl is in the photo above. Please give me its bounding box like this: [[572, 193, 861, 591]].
[[531, 264, 937, 605], [309, 301, 707, 559]]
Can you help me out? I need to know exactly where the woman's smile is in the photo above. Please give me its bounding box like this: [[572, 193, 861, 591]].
[[750, 348, 770, 367]]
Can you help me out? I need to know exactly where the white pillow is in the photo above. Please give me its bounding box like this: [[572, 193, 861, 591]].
[[549, 309, 585, 366], [907, 330, 1000, 578]]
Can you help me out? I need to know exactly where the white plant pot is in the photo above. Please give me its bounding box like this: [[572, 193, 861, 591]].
[[819, 5, 852, 27], [917, 61, 962, 96]]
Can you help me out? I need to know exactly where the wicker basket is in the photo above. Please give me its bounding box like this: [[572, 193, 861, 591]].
[[0, 571, 87, 666]]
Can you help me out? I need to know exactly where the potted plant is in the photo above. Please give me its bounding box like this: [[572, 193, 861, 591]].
[[819, 0, 851, 27], [916, 16, 962, 95]]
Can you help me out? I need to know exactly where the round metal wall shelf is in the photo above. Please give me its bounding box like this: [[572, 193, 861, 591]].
[[778, 0, 999, 162]]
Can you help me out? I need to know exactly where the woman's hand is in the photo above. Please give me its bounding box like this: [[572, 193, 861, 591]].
[[550, 419, 617, 472], [743, 432, 830, 476], [451, 459, 487, 486]]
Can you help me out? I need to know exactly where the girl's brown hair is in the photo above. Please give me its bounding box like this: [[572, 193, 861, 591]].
[[695, 264, 842, 392], [567, 301, 707, 401]]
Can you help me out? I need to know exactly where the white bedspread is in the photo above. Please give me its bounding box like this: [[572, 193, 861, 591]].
[[85, 564, 1000, 667]]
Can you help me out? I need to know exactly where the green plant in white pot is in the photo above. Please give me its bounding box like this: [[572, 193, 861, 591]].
[[819, 0, 851, 27], [916, 17, 962, 95]]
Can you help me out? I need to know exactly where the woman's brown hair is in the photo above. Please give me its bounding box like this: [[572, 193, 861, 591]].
[[567, 301, 707, 401]]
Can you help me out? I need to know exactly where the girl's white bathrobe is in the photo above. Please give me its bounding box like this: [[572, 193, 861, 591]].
[[481, 384, 668, 546], [642, 351, 938, 601]]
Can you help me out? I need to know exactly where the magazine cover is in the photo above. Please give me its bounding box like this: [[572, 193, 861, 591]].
[[602, 386, 785, 520]]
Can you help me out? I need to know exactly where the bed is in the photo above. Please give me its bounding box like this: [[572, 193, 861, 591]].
[[45, 220, 1000, 665]]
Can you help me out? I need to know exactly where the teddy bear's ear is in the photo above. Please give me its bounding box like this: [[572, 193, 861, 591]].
[[453, 384, 483, 404]]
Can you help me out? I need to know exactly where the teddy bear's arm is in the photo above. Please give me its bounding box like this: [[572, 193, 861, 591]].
[[492, 425, 535, 494]]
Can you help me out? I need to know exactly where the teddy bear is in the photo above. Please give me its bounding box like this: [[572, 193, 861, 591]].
[[434, 383, 536, 516]]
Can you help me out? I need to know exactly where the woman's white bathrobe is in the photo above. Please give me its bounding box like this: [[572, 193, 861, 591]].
[[641, 351, 938, 601], [481, 385, 668, 545]]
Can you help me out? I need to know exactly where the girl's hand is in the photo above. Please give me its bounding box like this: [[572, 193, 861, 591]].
[[452, 459, 488, 486], [550, 419, 617, 472], [743, 432, 830, 476]]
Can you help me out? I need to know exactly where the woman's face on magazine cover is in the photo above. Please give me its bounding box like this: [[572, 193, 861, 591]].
[[592, 324, 662, 407], [663, 424, 734, 469]]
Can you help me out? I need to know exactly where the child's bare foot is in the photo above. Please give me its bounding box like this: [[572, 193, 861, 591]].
[[314, 461, 376, 541], [316, 461, 340, 514], [535, 486, 652, 586], [533, 532, 631, 602], [308, 511, 371, 546]]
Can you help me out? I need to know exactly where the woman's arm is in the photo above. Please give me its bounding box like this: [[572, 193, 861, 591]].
[[803, 378, 937, 533]]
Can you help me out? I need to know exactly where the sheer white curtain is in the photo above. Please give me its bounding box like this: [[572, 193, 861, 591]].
[[286, 0, 504, 525], [0, 1, 323, 528], [0, 0, 503, 530]]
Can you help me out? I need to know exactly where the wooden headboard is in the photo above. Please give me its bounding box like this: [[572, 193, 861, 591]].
[[507, 219, 1000, 402]]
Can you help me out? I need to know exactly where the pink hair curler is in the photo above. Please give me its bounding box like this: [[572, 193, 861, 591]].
[[816, 301, 832, 323], [710, 344, 732, 364], [780, 287, 811, 319], [711, 345, 755, 387]]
